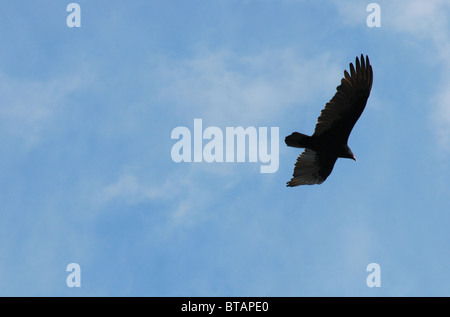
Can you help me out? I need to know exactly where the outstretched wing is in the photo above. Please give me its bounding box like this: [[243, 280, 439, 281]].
[[286, 149, 338, 186], [313, 54, 373, 143]]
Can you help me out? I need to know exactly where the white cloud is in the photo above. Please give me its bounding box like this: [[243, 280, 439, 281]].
[[388, 0, 450, 153], [0, 68, 94, 148], [96, 166, 236, 227], [100, 174, 164, 205], [151, 48, 342, 126], [387, 0, 450, 40]]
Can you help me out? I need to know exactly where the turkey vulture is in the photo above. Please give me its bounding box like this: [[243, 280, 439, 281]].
[[285, 54, 373, 186]]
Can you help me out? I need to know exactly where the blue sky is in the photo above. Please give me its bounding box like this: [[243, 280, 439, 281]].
[[0, 0, 448, 296]]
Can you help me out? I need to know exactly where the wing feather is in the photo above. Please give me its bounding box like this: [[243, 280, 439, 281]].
[[313, 55, 373, 142], [286, 149, 338, 187]]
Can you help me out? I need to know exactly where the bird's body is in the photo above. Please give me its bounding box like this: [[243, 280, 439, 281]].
[[286, 54, 373, 186]]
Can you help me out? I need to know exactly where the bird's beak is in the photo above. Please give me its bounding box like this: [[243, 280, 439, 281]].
[[352, 155, 357, 161]]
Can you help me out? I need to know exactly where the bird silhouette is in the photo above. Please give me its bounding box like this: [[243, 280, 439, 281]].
[[286, 54, 373, 186]]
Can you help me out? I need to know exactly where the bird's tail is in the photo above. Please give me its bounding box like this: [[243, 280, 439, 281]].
[[285, 132, 310, 148]]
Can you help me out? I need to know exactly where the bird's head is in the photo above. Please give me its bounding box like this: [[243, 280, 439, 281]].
[[344, 145, 357, 161]]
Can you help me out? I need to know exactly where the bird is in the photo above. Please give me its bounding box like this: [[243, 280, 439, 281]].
[[285, 54, 373, 186]]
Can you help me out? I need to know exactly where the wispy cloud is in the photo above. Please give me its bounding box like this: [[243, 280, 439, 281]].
[[151, 48, 341, 126], [99, 174, 165, 205], [389, 0, 450, 153], [98, 163, 248, 226], [0, 68, 94, 148]]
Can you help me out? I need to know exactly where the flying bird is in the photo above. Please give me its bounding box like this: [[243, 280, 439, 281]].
[[286, 54, 373, 186]]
